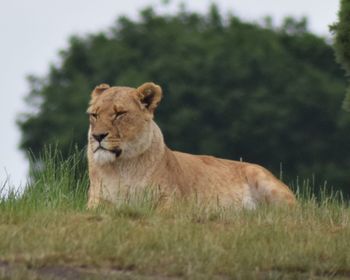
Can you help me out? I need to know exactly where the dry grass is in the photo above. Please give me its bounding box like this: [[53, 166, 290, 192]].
[[0, 150, 349, 279]]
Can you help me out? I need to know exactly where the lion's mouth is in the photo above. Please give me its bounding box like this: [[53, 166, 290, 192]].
[[94, 146, 122, 157]]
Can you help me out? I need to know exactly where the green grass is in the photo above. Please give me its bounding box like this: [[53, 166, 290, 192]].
[[0, 150, 350, 279]]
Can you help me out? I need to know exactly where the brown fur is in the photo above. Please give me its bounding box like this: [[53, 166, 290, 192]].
[[87, 82, 296, 209]]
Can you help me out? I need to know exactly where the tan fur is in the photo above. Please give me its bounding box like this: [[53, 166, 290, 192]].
[[87, 82, 296, 209]]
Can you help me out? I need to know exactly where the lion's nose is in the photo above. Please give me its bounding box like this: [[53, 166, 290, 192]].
[[93, 133, 109, 142]]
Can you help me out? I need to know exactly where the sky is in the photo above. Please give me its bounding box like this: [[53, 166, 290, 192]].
[[0, 0, 341, 192]]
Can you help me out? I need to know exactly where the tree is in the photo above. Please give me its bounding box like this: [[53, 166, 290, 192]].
[[332, 0, 350, 110], [18, 5, 350, 195]]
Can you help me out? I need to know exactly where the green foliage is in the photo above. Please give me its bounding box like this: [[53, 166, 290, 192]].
[[1, 147, 88, 216], [18, 5, 350, 194], [332, 0, 350, 110]]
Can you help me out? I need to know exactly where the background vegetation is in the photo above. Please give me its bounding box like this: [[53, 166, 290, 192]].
[[17, 5, 350, 195], [332, 0, 350, 111]]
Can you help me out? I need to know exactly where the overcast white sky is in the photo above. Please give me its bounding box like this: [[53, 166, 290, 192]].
[[0, 0, 341, 192]]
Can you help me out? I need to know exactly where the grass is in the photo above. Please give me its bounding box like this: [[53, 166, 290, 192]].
[[0, 150, 350, 279]]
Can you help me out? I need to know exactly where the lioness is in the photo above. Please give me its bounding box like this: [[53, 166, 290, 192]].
[[87, 82, 296, 209]]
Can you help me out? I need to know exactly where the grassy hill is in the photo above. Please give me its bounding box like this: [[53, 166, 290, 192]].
[[1, 151, 349, 279]]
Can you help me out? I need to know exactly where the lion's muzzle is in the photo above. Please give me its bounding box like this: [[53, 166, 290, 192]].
[[112, 147, 122, 157]]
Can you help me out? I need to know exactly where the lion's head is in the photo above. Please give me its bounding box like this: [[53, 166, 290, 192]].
[[87, 82, 162, 164]]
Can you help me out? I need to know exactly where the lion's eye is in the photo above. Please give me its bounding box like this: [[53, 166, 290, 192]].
[[90, 113, 98, 119], [114, 111, 127, 120]]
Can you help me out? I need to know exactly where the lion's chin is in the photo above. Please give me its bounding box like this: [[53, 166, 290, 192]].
[[93, 149, 117, 165]]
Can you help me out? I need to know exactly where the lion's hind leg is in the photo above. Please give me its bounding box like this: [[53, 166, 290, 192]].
[[244, 164, 296, 207]]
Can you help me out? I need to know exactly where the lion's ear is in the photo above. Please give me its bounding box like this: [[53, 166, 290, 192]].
[[137, 82, 162, 113], [92, 83, 110, 98]]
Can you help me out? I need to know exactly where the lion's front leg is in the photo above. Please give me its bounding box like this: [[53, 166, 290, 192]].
[[87, 183, 102, 209], [87, 166, 104, 209]]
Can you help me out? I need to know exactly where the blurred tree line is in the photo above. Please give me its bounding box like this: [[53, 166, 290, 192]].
[[18, 5, 350, 195], [332, 0, 350, 111]]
